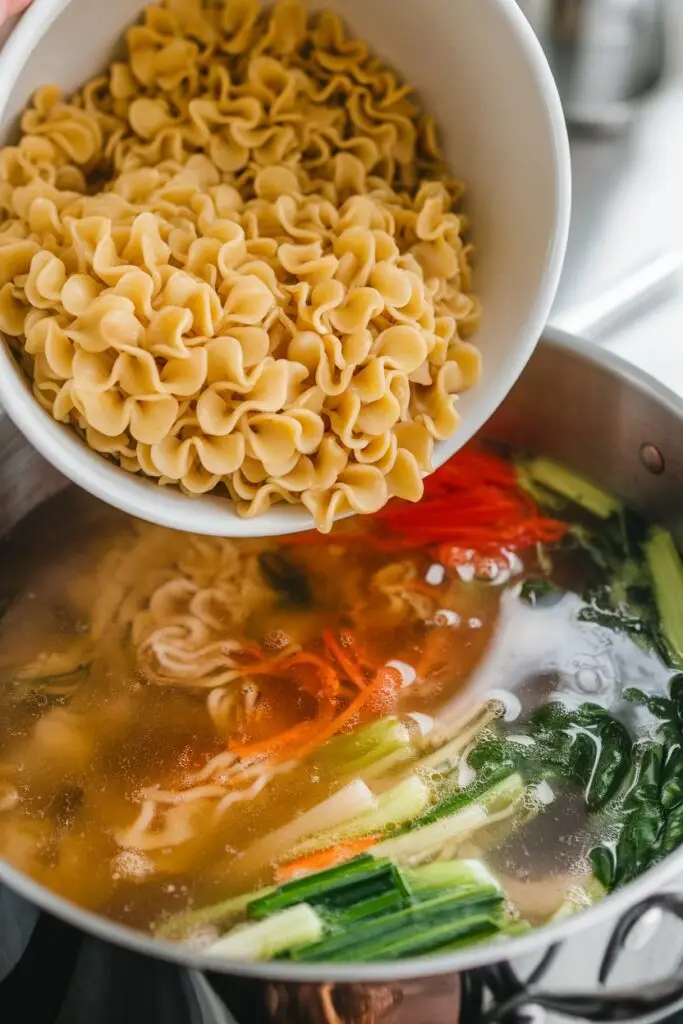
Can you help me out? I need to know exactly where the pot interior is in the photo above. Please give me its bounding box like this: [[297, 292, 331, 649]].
[[1, 333, 683, 984]]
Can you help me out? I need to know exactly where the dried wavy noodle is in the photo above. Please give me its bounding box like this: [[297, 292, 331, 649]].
[[0, 0, 481, 530]]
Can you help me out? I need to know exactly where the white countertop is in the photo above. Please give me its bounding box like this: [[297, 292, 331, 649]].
[[551, 0, 683, 395]]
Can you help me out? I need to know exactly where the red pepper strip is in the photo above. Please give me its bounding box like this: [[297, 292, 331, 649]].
[[285, 448, 569, 556]]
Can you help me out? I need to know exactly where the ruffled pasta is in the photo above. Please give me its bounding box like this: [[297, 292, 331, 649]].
[[0, 0, 481, 531]]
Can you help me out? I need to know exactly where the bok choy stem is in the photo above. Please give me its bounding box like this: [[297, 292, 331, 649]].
[[645, 527, 683, 668], [247, 779, 377, 863], [370, 773, 525, 866], [289, 775, 431, 858], [520, 458, 620, 519], [207, 903, 324, 960], [154, 884, 276, 941]]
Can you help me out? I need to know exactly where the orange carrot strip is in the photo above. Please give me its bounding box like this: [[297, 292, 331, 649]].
[[293, 665, 402, 761], [322, 629, 367, 690], [281, 651, 340, 697], [230, 720, 321, 759], [235, 651, 340, 699], [275, 836, 380, 883]]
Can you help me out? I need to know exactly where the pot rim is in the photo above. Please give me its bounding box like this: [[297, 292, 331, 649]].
[[2, 329, 683, 983]]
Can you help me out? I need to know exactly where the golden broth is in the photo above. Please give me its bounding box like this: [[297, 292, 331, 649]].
[[0, 487, 502, 932]]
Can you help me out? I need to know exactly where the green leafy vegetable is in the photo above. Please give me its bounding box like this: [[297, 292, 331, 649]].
[[531, 702, 632, 811], [590, 679, 683, 888], [468, 701, 632, 813]]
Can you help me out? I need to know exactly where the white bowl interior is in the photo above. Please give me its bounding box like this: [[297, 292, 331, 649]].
[[0, 0, 570, 536]]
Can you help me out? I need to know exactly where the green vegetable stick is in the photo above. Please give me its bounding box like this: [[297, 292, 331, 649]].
[[645, 527, 683, 668], [524, 458, 620, 519], [207, 903, 324, 961]]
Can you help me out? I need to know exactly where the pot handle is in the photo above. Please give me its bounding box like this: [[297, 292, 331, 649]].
[[485, 893, 683, 1023]]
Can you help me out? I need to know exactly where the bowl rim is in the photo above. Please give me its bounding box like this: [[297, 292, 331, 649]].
[[0, 0, 571, 538]]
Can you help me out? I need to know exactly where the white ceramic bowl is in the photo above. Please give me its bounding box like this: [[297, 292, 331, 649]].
[[0, 0, 570, 537]]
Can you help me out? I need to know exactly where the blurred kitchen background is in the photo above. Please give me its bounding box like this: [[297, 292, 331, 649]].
[[518, 0, 683, 390]]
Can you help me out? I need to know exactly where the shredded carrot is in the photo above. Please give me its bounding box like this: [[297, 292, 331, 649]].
[[275, 836, 380, 883], [322, 628, 368, 690], [229, 630, 390, 763], [230, 719, 322, 760], [279, 651, 340, 699], [293, 665, 402, 761], [231, 449, 570, 766]]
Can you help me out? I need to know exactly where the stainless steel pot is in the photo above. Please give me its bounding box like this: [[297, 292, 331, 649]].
[[517, 0, 666, 132], [3, 330, 683, 1023]]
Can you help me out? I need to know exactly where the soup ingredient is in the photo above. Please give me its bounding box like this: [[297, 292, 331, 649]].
[[370, 773, 526, 867], [204, 856, 506, 962], [645, 528, 683, 667], [590, 678, 683, 889], [468, 701, 632, 812], [315, 716, 414, 780], [286, 446, 570, 554], [208, 903, 325, 961], [183, 672, 683, 960], [519, 457, 620, 520], [576, 518, 683, 670], [287, 775, 431, 860], [0, 0, 480, 532], [275, 838, 381, 884], [1, 444, 681, 962]]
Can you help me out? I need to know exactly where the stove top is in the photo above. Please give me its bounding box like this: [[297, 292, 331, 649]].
[[0, 884, 224, 1024], [4, 879, 683, 1024]]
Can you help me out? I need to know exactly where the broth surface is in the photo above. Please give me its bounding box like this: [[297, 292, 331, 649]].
[[0, 448, 676, 951]]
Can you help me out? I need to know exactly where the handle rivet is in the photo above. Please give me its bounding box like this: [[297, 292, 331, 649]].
[[640, 443, 665, 475]]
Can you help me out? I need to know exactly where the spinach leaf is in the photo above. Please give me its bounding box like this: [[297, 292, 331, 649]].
[[590, 677, 683, 889]]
